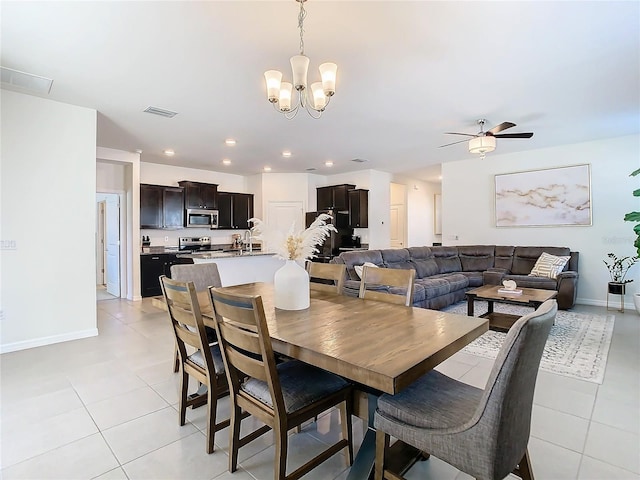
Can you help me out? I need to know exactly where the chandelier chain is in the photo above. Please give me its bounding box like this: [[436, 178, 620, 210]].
[[298, 0, 306, 55]]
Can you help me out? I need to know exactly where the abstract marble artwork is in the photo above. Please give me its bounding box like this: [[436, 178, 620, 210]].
[[495, 164, 591, 227]]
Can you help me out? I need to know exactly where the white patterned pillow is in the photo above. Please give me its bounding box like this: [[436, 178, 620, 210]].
[[529, 252, 570, 279], [354, 262, 378, 279]]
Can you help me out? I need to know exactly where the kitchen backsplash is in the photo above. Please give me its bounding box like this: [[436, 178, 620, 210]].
[[140, 228, 250, 247]]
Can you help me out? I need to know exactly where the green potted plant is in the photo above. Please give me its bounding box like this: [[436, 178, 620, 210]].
[[604, 253, 638, 295], [624, 167, 640, 312]]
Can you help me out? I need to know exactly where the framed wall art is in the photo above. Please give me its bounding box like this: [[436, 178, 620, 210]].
[[495, 164, 591, 227]]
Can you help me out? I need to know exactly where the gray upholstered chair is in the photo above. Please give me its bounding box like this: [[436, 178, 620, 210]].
[[374, 299, 557, 480], [209, 287, 354, 480], [170, 263, 222, 371]]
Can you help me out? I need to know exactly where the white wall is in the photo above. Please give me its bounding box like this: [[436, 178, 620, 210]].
[[1, 90, 97, 352], [442, 134, 640, 307]]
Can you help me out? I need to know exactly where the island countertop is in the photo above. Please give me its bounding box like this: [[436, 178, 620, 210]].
[[176, 250, 274, 260]]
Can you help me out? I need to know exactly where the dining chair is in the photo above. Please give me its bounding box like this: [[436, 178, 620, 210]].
[[306, 261, 347, 294], [374, 299, 558, 480], [170, 263, 222, 372], [208, 287, 354, 480], [359, 265, 416, 306], [159, 275, 230, 454]]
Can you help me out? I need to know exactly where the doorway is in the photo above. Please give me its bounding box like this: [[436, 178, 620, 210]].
[[390, 183, 407, 248], [96, 192, 121, 298]]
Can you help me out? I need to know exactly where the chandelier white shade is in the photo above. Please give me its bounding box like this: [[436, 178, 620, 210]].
[[264, 0, 337, 119], [468, 136, 496, 154]]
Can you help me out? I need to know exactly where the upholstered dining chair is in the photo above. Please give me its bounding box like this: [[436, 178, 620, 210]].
[[208, 287, 354, 480], [374, 299, 558, 480], [159, 276, 230, 454], [170, 263, 222, 372], [359, 265, 416, 306], [306, 261, 347, 294]]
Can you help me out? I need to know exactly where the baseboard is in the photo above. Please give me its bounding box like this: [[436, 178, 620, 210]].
[[1, 328, 99, 354], [576, 297, 637, 312]]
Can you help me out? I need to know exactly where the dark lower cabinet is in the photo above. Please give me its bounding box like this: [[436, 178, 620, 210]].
[[140, 254, 194, 297]]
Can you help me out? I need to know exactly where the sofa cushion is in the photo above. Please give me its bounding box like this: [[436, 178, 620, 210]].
[[410, 258, 440, 278], [495, 245, 515, 271], [512, 246, 571, 275], [504, 274, 557, 290], [529, 252, 571, 279], [406, 246, 433, 260], [431, 246, 462, 274], [338, 250, 384, 280], [460, 271, 483, 287], [458, 245, 495, 272], [415, 277, 451, 298]]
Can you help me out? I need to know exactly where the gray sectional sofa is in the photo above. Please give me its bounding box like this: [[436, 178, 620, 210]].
[[331, 245, 579, 310]]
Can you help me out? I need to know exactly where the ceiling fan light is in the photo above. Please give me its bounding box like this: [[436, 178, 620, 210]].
[[264, 70, 283, 103], [290, 55, 309, 91], [469, 136, 496, 154], [319, 62, 337, 96]]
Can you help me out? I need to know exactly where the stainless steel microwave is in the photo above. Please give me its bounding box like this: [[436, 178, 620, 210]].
[[186, 208, 219, 229]]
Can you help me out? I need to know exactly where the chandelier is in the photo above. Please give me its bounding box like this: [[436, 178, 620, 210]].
[[263, 0, 337, 119]]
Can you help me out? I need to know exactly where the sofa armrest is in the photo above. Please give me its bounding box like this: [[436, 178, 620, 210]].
[[556, 271, 578, 309], [483, 268, 508, 285]]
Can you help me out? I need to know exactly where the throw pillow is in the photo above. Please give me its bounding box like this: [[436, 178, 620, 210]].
[[354, 262, 378, 279], [529, 252, 570, 279]]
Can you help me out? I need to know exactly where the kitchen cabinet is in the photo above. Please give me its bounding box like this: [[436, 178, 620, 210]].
[[316, 184, 355, 211], [140, 184, 184, 229], [178, 181, 218, 209], [140, 253, 193, 297], [217, 192, 254, 229], [348, 189, 369, 228]]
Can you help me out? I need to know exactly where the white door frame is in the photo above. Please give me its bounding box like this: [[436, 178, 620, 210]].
[[96, 191, 126, 298]]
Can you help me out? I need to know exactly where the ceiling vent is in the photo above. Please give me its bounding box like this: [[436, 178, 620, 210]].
[[143, 106, 178, 118], [306, 168, 317, 171], [350, 158, 368, 163], [1, 66, 53, 94]]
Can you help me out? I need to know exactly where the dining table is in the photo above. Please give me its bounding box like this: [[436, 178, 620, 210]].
[[204, 282, 489, 479]]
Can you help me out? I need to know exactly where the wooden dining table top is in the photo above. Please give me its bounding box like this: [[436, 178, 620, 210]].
[[205, 282, 488, 395]]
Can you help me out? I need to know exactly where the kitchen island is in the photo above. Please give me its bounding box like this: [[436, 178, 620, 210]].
[[176, 251, 284, 286]]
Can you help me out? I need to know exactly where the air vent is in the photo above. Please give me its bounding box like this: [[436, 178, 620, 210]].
[[350, 158, 368, 163], [306, 168, 317, 171], [1, 67, 53, 94], [143, 106, 178, 118]]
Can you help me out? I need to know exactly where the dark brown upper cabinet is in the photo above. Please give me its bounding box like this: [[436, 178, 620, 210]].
[[178, 181, 218, 209], [140, 184, 184, 229], [316, 184, 356, 211], [348, 189, 369, 228], [217, 192, 254, 229]]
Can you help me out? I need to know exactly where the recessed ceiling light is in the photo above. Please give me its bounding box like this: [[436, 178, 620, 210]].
[[225, 139, 236, 146], [163, 149, 175, 156], [325, 160, 334, 167], [282, 151, 292, 158], [222, 159, 232, 165], [264, 166, 272, 172]]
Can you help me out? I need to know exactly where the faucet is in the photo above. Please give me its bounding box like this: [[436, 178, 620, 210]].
[[244, 229, 253, 253]]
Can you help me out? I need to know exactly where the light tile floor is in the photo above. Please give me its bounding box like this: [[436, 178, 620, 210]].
[[1, 298, 639, 479]]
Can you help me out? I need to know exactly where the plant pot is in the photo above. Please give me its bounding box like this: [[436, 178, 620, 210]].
[[634, 293, 640, 315], [608, 282, 628, 295]]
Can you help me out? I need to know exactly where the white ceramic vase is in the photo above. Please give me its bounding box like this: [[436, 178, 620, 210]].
[[274, 259, 310, 310]]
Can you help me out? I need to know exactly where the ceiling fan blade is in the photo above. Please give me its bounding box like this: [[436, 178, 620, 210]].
[[488, 122, 516, 134], [493, 132, 534, 139], [438, 138, 471, 148], [444, 132, 477, 137]]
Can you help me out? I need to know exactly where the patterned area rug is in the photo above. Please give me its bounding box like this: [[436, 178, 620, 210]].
[[442, 301, 615, 384]]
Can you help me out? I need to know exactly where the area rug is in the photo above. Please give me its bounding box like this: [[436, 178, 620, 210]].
[[442, 302, 615, 384]]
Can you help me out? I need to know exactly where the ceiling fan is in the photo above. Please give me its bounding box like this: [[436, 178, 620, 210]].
[[439, 119, 534, 157]]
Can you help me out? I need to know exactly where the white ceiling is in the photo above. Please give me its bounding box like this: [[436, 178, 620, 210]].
[[2, 1, 638, 183]]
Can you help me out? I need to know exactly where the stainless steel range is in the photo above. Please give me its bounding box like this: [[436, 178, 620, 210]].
[[178, 236, 220, 252]]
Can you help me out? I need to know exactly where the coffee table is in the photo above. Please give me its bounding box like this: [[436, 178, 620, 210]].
[[466, 284, 557, 332]]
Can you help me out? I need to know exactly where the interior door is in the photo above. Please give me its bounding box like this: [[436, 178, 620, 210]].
[[96, 201, 106, 284], [390, 204, 406, 248], [105, 195, 121, 297], [266, 201, 304, 252]]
